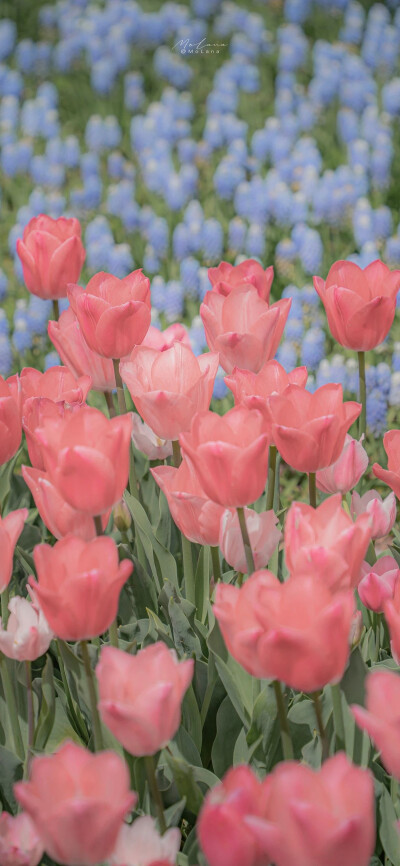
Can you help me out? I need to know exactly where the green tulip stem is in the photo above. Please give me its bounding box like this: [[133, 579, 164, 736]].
[[0, 656, 25, 762], [80, 640, 103, 751], [308, 472, 317, 508], [237, 506, 255, 575], [113, 359, 128, 415], [145, 754, 167, 834], [273, 680, 294, 761], [210, 546, 222, 584], [266, 445, 277, 511], [358, 351, 366, 439]]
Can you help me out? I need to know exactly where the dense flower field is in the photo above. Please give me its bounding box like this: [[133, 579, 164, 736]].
[[3, 1, 400, 865]]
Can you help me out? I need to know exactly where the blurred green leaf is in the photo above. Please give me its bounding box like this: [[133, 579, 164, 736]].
[[380, 786, 400, 866]]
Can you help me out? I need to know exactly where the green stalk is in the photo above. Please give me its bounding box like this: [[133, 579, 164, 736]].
[[56, 640, 88, 740], [113, 359, 128, 415], [236, 506, 255, 575], [80, 641, 103, 751], [144, 754, 167, 834], [109, 618, 119, 648], [94, 515, 103, 536], [52, 299, 59, 321], [105, 390, 117, 418], [210, 546, 222, 584], [312, 691, 329, 761], [266, 445, 277, 511], [172, 441, 195, 604], [358, 351, 366, 439], [25, 661, 34, 775], [1, 587, 10, 628], [0, 657, 25, 761], [330, 684, 345, 752], [308, 472, 317, 508], [273, 680, 293, 760]]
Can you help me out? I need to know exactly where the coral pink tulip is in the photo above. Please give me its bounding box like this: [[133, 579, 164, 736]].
[[284, 494, 371, 592], [246, 753, 375, 866], [16, 215, 85, 301], [68, 269, 151, 359], [200, 284, 291, 373], [384, 580, 400, 663], [208, 259, 274, 301], [0, 596, 53, 661], [373, 430, 400, 500], [120, 343, 219, 441], [7, 366, 91, 420], [109, 816, 180, 866], [358, 556, 400, 612], [0, 507, 28, 591], [143, 323, 191, 351], [22, 466, 108, 541], [96, 643, 194, 757], [219, 508, 281, 573], [314, 259, 400, 351], [30, 535, 132, 641], [0, 375, 22, 466], [33, 405, 132, 515], [151, 458, 228, 546], [180, 406, 269, 507], [214, 570, 354, 692], [14, 741, 136, 866], [266, 383, 361, 472], [225, 359, 308, 437], [197, 765, 270, 866], [352, 670, 400, 779], [0, 811, 44, 866], [351, 488, 396, 539], [22, 397, 79, 471], [48, 308, 116, 392], [131, 413, 173, 460], [316, 434, 368, 494]]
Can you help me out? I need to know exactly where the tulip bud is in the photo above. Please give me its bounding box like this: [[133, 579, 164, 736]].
[[113, 500, 132, 532]]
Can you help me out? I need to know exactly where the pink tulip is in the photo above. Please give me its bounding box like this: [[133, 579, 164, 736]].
[[197, 765, 270, 866], [30, 535, 132, 641], [200, 284, 291, 373], [120, 343, 219, 440], [16, 215, 85, 301], [373, 430, 400, 500], [351, 488, 396, 539], [0, 596, 53, 661], [109, 816, 180, 866], [284, 495, 371, 592], [208, 259, 274, 301], [0, 811, 44, 866], [151, 457, 229, 546], [358, 556, 400, 612], [68, 269, 151, 359], [0, 507, 28, 591], [214, 570, 354, 692], [14, 741, 136, 866], [48, 308, 116, 392], [131, 413, 173, 460], [7, 366, 91, 420], [265, 383, 361, 473], [352, 670, 400, 780], [384, 580, 400, 663], [0, 375, 22, 466], [313, 259, 400, 351], [143, 322, 191, 351], [180, 406, 269, 508], [225, 359, 308, 437], [22, 466, 108, 541], [316, 434, 368, 494], [219, 508, 281, 573], [22, 396, 85, 472], [33, 405, 132, 515], [96, 643, 194, 757], [246, 753, 375, 866]]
